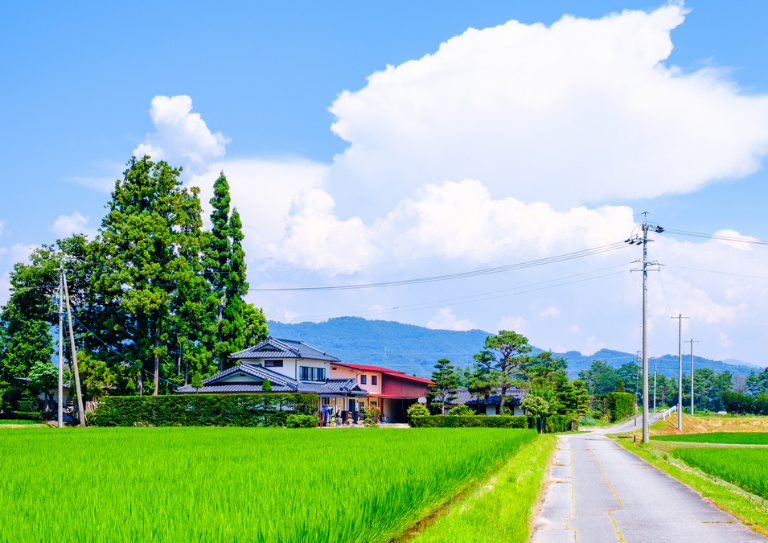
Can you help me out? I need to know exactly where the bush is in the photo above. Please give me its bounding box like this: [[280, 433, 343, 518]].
[[544, 415, 576, 433], [286, 414, 317, 428], [605, 392, 634, 422], [90, 393, 319, 427], [407, 403, 430, 420], [7, 411, 43, 421], [579, 416, 598, 426], [409, 415, 528, 428], [447, 404, 475, 416]]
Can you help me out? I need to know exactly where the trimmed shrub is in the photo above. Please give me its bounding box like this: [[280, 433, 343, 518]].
[[407, 403, 430, 420], [409, 415, 528, 428], [8, 411, 43, 421], [90, 393, 319, 427], [605, 392, 634, 422], [544, 415, 577, 433], [286, 414, 317, 428], [447, 404, 475, 416]]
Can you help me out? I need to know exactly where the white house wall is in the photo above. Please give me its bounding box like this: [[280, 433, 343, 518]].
[[240, 358, 331, 382]]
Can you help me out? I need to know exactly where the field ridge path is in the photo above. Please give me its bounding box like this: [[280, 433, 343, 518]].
[[530, 416, 767, 542]]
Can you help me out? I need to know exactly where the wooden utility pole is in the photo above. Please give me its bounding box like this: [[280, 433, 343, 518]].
[[58, 264, 64, 429], [63, 270, 86, 427]]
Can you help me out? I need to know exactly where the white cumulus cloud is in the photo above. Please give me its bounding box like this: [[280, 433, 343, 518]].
[[135, 95, 230, 173], [540, 306, 560, 318], [427, 307, 477, 331], [51, 211, 97, 239], [327, 3, 768, 216]]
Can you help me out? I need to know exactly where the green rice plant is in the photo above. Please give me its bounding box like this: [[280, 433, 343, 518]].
[[654, 432, 768, 445], [0, 427, 536, 543], [671, 447, 768, 499]]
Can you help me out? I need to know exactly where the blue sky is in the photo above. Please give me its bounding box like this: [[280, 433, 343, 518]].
[[2, 1, 768, 364]]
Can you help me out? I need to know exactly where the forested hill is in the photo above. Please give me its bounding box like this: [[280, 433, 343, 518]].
[[266, 317, 760, 378]]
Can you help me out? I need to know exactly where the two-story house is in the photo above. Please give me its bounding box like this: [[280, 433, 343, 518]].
[[329, 363, 433, 423], [176, 337, 367, 421]]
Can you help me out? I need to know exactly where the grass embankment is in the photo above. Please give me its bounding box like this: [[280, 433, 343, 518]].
[[406, 434, 557, 543], [654, 432, 768, 445], [671, 447, 768, 500], [0, 419, 48, 428], [648, 413, 768, 437], [0, 427, 536, 543]]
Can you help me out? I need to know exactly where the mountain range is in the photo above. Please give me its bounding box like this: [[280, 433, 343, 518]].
[[266, 317, 762, 379]]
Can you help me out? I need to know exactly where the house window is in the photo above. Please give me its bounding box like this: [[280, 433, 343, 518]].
[[265, 360, 283, 367], [371, 376, 377, 385], [360, 375, 367, 385], [299, 366, 325, 381]]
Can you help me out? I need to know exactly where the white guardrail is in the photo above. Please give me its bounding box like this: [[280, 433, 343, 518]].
[[661, 404, 677, 420]]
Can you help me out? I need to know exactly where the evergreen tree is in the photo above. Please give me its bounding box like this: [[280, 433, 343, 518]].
[[204, 176, 267, 369], [204, 173, 231, 370], [428, 358, 459, 415], [615, 378, 625, 392], [96, 156, 193, 395]]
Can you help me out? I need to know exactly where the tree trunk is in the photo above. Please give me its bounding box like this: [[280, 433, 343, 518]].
[[137, 366, 144, 396], [500, 385, 507, 415], [153, 322, 160, 396], [441, 391, 445, 415]]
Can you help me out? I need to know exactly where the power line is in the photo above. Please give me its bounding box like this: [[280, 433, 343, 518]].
[[281, 268, 629, 323], [665, 228, 768, 246], [252, 242, 630, 292]]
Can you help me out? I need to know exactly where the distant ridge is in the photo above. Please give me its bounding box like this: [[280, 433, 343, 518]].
[[266, 317, 761, 379]]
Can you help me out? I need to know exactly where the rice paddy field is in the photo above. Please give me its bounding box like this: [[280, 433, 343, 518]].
[[1, 427, 537, 543], [654, 432, 768, 445], [671, 447, 768, 499]]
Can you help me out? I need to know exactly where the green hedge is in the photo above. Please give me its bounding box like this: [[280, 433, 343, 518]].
[[409, 415, 528, 428], [90, 393, 319, 427], [7, 411, 44, 421], [544, 414, 576, 433], [605, 392, 634, 422], [286, 414, 318, 428]]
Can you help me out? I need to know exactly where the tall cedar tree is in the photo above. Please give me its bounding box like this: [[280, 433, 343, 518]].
[[96, 156, 194, 395], [204, 175, 267, 369], [429, 358, 459, 415], [204, 173, 231, 370]]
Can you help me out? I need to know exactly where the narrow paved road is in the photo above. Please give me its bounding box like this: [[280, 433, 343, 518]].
[[531, 415, 766, 542]]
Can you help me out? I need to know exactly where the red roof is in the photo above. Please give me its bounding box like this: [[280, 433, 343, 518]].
[[331, 362, 434, 385]]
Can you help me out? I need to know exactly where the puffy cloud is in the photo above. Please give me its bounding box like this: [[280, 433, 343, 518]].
[[540, 306, 560, 318], [135, 95, 229, 173], [51, 211, 97, 239], [427, 307, 476, 331], [584, 336, 607, 356], [497, 316, 527, 334], [276, 178, 635, 271], [189, 158, 329, 260], [327, 3, 768, 216]]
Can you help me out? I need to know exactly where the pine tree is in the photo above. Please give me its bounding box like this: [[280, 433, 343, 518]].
[[428, 358, 459, 415]]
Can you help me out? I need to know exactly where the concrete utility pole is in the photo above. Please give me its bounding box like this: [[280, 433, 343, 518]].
[[57, 263, 64, 429], [625, 214, 663, 444], [671, 314, 688, 430], [688, 339, 699, 415], [63, 270, 86, 428], [653, 359, 657, 413]]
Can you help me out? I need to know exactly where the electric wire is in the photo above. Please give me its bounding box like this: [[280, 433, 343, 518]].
[[252, 242, 630, 292]]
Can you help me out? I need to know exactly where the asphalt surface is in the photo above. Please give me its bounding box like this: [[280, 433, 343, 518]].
[[530, 414, 766, 542]]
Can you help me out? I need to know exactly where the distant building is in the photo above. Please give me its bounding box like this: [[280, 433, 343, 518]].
[[330, 363, 433, 423], [448, 387, 527, 416]]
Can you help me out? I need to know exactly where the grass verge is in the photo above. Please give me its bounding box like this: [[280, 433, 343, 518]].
[[404, 434, 558, 543], [0, 419, 49, 428], [615, 439, 768, 536]]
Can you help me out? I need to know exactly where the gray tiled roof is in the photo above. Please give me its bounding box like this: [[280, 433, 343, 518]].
[[324, 378, 368, 396], [230, 337, 340, 362], [203, 363, 295, 387], [176, 363, 366, 396], [449, 387, 526, 405]]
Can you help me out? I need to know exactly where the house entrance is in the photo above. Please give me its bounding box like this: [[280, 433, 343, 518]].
[[348, 399, 357, 422]]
